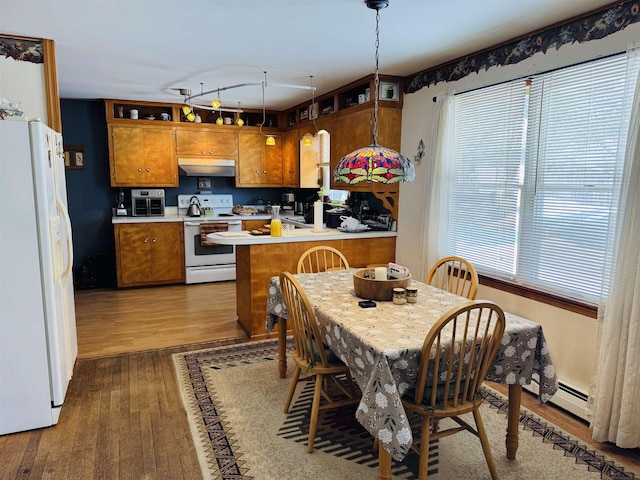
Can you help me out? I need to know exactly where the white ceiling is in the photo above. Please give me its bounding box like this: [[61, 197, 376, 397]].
[[1, 0, 616, 111]]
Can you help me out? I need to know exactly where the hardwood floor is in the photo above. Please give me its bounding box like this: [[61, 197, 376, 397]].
[[0, 282, 637, 479], [74, 281, 247, 359]]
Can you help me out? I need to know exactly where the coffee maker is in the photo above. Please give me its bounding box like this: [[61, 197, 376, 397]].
[[281, 192, 295, 214], [115, 188, 128, 216]]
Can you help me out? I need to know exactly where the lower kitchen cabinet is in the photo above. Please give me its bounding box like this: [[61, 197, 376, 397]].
[[114, 222, 185, 287]]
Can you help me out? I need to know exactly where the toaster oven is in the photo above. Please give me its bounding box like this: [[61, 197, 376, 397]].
[[131, 189, 165, 216]]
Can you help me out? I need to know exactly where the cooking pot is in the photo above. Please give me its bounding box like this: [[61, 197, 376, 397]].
[[325, 207, 348, 228], [187, 196, 202, 217]]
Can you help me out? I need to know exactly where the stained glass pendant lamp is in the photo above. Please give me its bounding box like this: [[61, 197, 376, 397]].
[[333, 0, 415, 185]]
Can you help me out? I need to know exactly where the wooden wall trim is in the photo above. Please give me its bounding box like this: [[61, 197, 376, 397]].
[[479, 274, 598, 318], [42, 39, 62, 133]]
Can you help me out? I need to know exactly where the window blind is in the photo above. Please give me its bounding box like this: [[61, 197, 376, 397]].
[[447, 53, 636, 302]]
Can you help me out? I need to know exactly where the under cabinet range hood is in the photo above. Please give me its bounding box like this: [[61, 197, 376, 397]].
[[178, 158, 236, 177]]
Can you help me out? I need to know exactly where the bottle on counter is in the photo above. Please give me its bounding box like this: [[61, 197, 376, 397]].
[[270, 205, 282, 237]]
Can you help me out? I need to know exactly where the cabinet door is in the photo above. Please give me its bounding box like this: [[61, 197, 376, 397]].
[[282, 129, 300, 187], [237, 133, 264, 186], [144, 128, 178, 186], [110, 125, 177, 187], [149, 223, 185, 284], [343, 110, 373, 192], [115, 224, 152, 286], [176, 129, 207, 155], [176, 129, 237, 158], [263, 140, 283, 185], [206, 131, 237, 158]]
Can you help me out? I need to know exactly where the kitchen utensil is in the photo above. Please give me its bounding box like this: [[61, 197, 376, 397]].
[[187, 196, 202, 217], [325, 207, 348, 228]]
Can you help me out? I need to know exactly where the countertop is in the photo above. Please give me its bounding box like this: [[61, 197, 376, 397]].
[[112, 213, 272, 224], [206, 228, 397, 245]]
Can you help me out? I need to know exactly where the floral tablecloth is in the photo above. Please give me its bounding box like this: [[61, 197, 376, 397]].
[[266, 269, 558, 461]]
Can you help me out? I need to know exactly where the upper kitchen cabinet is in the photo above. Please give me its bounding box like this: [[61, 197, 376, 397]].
[[175, 127, 238, 158], [108, 124, 178, 187], [329, 107, 402, 193], [281, 128, 300, 188], [236, 131, 283, 187]]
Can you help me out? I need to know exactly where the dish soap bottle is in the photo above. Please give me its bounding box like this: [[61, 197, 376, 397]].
[[270, 205, 282, 237]]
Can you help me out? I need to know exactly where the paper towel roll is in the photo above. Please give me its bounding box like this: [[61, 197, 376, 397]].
[[314, 201, 323, 231], [375, 267, 387, 281]]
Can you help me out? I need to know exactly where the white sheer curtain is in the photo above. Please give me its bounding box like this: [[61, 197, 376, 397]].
[[587, 44, 640, 448], [419, 92, 455, 281]]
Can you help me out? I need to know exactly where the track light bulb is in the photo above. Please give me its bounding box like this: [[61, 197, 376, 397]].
[[211, 99, 221, 109], [182, 105, 195, 122]]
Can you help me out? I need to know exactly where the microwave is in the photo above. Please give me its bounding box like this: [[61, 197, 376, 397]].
[[131, 189, 165, 216]]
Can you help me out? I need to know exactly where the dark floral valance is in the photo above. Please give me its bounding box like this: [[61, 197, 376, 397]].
[[405, 1, 640, 94], [0, 36, 44, 64]]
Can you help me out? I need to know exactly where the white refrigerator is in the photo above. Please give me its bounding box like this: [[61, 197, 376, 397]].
[[0, 120, 78, 434]]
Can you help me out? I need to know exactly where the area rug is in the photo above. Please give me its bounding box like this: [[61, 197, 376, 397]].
[[172, 339, 637, 480]]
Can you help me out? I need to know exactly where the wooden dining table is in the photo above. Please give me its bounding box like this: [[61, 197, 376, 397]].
[[266, 269, 559, 479]]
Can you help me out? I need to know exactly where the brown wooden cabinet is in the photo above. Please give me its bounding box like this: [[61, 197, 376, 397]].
[[108, 125, 178, 187], [282, 129, 300, 187], [242, 219, 268, 231], [175, 128, 238, 158], [329, 107, 402, 193], [236, 132, 283, 186], [235, 236, 396, 338], [114, 222, 185, 288]]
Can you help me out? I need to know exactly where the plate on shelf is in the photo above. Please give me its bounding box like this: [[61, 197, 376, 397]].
[[337, 226, 370, 233]]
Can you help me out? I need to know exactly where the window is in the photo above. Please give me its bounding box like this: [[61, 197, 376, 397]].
[[446, 54, 638, 303]]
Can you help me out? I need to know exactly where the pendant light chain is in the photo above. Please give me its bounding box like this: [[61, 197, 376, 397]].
[[373, 7, 380, 146]]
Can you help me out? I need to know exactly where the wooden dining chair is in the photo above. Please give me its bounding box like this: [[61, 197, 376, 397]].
[[296, 246, 350, 274], [426, 256, 479, 299], [280, 272, 360, 453], [401, 301, 506, 480]]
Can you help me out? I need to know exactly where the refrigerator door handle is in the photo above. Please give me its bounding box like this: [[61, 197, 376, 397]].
[[57, 198, 74, 281]]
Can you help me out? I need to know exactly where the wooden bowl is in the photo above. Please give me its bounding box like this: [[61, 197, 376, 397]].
[[353, 268, 412, 301]]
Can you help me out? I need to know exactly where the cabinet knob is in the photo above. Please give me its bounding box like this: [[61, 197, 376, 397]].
[[144, 238, 149, 243], [255, 170, 260, 174], [201, 150, 205, 154], [138, 168, 143, 172], [152, 238, 157, 243], [263, 170, 267, 174], [146, 168, 151, 172], [209, 150, 213, 155]]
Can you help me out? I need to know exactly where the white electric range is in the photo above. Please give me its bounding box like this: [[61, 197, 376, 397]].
[[177, 194, 242, 284]]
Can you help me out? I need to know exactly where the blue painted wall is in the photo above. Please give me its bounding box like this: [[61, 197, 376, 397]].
[[60, 99, 295, 288]]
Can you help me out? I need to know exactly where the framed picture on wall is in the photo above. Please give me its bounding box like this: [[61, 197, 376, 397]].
[[379, 82, 400, 101], [64, 145, 85, 169]]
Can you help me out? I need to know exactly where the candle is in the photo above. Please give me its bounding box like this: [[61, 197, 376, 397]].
[[375, 267, 387, 281], [314, 201, 323, 231]]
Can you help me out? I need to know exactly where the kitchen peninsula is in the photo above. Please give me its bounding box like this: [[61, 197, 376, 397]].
[[208, 228, 397, 339]]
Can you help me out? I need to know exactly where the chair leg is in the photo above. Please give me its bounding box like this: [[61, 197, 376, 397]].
[[283, 365, 301, 413], [308, 373, 323, 453], [473, 409, 499, 480], [418, 414, 432, 480]]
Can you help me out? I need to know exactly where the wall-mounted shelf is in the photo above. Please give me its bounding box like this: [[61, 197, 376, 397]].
[[284, 74, 403, 127]]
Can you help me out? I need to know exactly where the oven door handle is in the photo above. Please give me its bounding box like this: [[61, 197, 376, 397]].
[[185, 221, 242, 226]]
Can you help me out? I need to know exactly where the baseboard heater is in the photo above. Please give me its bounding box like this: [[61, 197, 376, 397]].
[[523, 381, 589, 421]]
